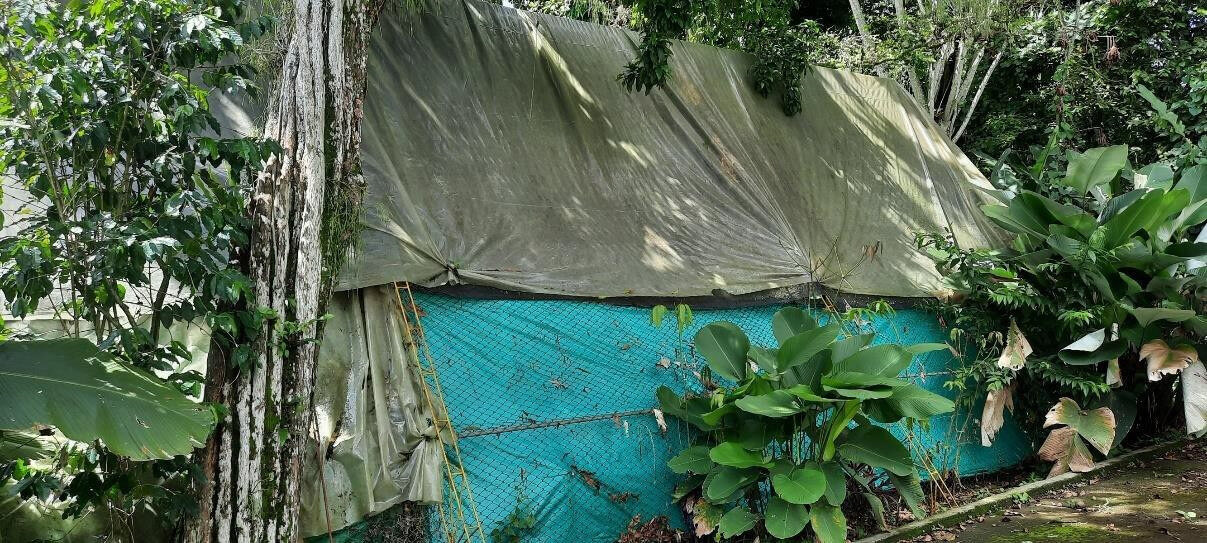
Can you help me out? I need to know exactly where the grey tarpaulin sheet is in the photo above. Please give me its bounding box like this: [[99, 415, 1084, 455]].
[[0, 286, 440, 539], [337, 0, 1004, 298]]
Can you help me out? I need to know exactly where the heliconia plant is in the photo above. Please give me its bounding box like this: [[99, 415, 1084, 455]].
[[657, 307, 955, 542]]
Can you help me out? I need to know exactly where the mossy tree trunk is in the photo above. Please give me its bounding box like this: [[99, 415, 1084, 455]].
[[183, 0, 384, 541]]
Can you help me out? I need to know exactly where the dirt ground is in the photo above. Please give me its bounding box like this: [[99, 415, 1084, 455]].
[[910, 440, 1207, 542]]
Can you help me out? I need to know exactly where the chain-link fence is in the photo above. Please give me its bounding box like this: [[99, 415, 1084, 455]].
[[410, 290, 1031, 543]]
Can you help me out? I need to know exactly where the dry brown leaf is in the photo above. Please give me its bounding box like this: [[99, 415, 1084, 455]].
[[1038, 426, 1095, 477], [1043, 397, 1115, 455], [980, 381, 1016, 446], [997, 321, 1032, 370], [1140, 340, 1198, 381], [1106, 358, 1122, 388], [652, 408, 668, 434]]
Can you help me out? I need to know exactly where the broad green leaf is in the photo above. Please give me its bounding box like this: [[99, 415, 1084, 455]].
[[832, 345, 910, 377], [748, 346, 778, 375], [650, 304, 668, 327], [694, 322, 749, 382], [764, 496, 809, 539], [717, 506, 756, 539], [782, 350, 832, 392], [822, 401, 860, 461], [1126, 306, 1196, 327], [784, 384, 841, 403], [1102, 189, 1189, 249], [699, 404, 735, 426], [671, 474, 705, 501], [864, 492, 888, 531], [887, 470, 927, 519], [709, 442, 766, 468], [830, 333, 874, 364], [772, 307, 817, 345], [656, 386, 685, 419], [822, 371, 908, 389], [1059, 339, 1127, 365], [809, 502, 848, 543], [734, 390, 801, 417], [0, 339, 215, 461], [668, 445, 713, 474], [705, 466, 760, 502], [837, 425, 914, 476], [777, 323, 841, 372], [868, 384, 954, 421], [771, 462, 826, 504], [1063, 145, 1128, 194], [821, 461, 846, 506], [904, 343, 948, 355], [825, 386, 894, 400]]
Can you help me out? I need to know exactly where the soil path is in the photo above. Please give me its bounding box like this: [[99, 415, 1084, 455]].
[[912, 440, 1207, 543]]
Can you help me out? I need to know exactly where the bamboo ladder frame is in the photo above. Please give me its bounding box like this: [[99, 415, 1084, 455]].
[[391, 282, 486, 543]]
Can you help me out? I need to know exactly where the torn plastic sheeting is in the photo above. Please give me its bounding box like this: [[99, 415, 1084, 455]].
[[300, 285, 443, 537], [337, 0, 1004, 298], [0, 286, 441, 539]]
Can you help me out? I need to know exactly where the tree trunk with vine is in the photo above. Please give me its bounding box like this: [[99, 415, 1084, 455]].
[[182, 0, 383, 541]]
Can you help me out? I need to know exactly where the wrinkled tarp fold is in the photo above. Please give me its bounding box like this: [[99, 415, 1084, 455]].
[[337, 0, 1003, 298]]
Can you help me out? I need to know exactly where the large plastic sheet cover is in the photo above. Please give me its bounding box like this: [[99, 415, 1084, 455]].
[[338, 0, 1003, 298]]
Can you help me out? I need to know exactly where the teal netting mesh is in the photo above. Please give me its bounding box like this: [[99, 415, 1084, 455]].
[[411, 291, 1031, 543]]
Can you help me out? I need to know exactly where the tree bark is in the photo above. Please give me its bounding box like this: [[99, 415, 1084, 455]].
[[183, 0, 383, 541]]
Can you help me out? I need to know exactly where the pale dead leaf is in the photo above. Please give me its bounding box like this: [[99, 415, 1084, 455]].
[[1106, 358, 1122, 388], [1140, 340, 1198, 381], [1038, 426, 1095, 477], [652, 408, 668, 434], [980, 381, 1016, 446], [657, 357, 671, 369], [997, 321, 1032, 370], [1183, 361, 1207, 437], [1043, 397, 1115, 455]]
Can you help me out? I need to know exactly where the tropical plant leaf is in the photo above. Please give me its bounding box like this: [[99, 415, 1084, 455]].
[[837, 424, 914, 476], [0, 339, 215, 460], [772, 307, 817, 345], [687, 497, 723, 537], [809, 501, 847, 543], [782, 350, 832, 391], [863, 492, 888, 531], [669, 445, 714, 474], [764, 496, 809, 539], [705, 466, 760, 502], [1059, 339, 1127, 366], [695, 322, 750, 382], [821, 461, 847, 506], [1044, 397, 1115, 455], [734, 390, 801, 417], [672, 474, 705, 501], [770, 462, 826, 504], [748, 346, 778, 375], [822, 372, 908, 390], [830, 333, 874, 364], [709, 442, 767, 468], [1063, 145, 1128, 194], [887, 469, 927, 519], [997, 320, 1032, 370], [833, 344, 909, 376], [1127, 306, 1196, 328], [1139, 340, 1198, 381], [717, 506, 756, 539], [777, 323, 841, 372], [874, 383, 954, 422]]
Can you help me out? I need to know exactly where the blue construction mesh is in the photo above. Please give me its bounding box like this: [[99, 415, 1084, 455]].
[[411, 291, 1031, 543]]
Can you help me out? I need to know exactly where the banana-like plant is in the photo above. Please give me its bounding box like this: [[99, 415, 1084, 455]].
[[0, 339, 216, 461], [658, 308, 954, 542]]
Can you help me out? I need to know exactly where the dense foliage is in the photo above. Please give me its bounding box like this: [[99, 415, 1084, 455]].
[[658, 308, 954, 540], [919, 85, 1207, 475], [0, 0, 274, 531]]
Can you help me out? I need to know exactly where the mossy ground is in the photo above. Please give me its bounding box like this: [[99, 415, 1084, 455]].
[[910, 440, 1207, 542]]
